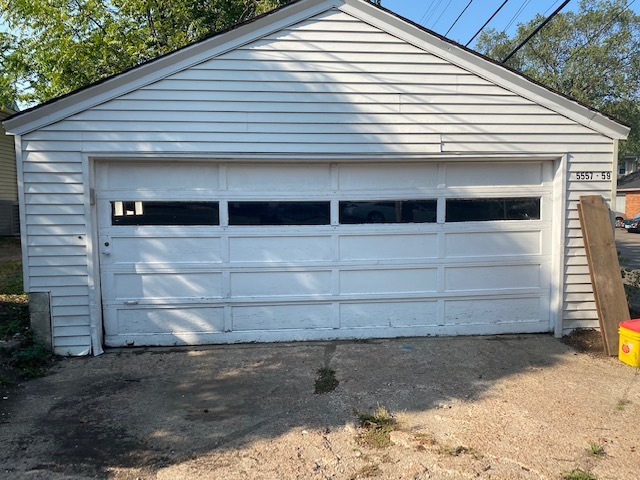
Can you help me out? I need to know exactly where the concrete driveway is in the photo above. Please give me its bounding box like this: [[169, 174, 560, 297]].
[[1, 335, 639, 479]]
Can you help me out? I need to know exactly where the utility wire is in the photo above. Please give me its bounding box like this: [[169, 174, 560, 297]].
[[502, 0, 571, 63], [418, 1, 436, 25], [465, 0, 509, 47], [430, 0, 455, 29], [543, 0, 562, 16], [420, 0, 444, 26], [445, 0, 475, 37], [504, 0, 532, 32]]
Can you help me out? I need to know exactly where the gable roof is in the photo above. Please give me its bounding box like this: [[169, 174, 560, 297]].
[[618, 171, 640, 191], [2, 0, 631, 139]]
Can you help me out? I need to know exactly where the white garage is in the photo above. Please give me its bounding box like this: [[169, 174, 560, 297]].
[[3, 0, 629, 355]]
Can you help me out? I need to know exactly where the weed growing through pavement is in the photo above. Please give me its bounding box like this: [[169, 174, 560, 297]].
[[439, 444, 483, 459], [616, 399, 631, 411], [563, 469, 599, 480], [349, 463, 381, 479], [353, 406, 397, 448], [587, 441, 605, 458], [314, 367, 339, 394]]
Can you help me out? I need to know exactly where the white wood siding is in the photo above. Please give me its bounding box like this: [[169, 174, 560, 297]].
[[18, 8, 614, 353], [21, 151, 90, 354]]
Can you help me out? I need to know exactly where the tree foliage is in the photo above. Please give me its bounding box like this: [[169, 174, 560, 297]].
[[475, 0, 640, 158], [0, 0, 291, 107]]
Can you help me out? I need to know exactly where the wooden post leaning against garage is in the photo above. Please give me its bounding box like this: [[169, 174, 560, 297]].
[[578, 195, 630, 356]]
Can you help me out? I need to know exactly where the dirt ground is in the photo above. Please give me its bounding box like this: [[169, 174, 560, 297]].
[[1, 335, 639, 480]]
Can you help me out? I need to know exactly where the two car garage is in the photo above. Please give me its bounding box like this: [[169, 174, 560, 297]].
[[3, 0, 629, 355]]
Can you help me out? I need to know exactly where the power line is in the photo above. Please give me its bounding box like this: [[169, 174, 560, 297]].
[[543, 0, 562, 16], [445, 0, 475, 37], [501, 0, 571, 63], [418, 1, 436, 25], [430, 0, 455, 29], [465, 0, 509, 47], [420, 0, 444, 26], [504, 0, 532, 32]]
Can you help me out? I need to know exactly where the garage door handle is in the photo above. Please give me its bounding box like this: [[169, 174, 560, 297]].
[[124, 300, 138, 305]]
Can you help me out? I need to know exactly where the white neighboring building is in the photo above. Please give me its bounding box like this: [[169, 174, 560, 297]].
[[2, 0, 630, 355]]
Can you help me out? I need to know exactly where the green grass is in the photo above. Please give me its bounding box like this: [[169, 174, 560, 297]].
[[9, 332, 49, 378], [563, 469, 599, 480], [0, 260, 24, 295], [588, 441, 605, 458], [353, 406, 397, 448]]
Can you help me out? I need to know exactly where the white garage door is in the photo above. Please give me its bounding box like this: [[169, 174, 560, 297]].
[[97, 161, 554, 347]]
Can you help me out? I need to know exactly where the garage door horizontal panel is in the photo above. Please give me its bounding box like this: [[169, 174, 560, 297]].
[[232, 304, 332, 331], [338, 163, 438, 190], [445, 231, 541, 257], [339, 234, 437, 260], [445, 297, 541, 325], [340, 268, 436, 294], [99, 163, 219, 191], [340, 301, 438, 328], [227, 164, 331, 191], [114, 272, 223, 299], [230, 236, 331, 263], [445, 162, 543, 187], [109, 236, 222, 264], [230, 270, 332, 297], [112, 307, 225, 334], [445, 265, 540, 291]]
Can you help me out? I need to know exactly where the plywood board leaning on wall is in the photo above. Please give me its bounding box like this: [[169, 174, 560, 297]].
[[578, 195, 630, 356]]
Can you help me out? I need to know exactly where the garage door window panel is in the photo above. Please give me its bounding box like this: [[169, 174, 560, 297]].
[[339, 200, 437, 224], [446, 198, 540, 222], [228, 201, 330, 225], [111, 201, 219, 226]]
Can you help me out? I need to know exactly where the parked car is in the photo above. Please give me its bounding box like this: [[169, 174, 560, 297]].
[[614, 212, 627, 228], [624, 213, 640, 232]]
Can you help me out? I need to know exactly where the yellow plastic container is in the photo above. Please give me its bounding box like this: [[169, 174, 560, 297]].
[[618, 319, 640, 367]]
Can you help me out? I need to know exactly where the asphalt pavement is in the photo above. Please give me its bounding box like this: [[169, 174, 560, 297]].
[[616, 226, 640, 269]]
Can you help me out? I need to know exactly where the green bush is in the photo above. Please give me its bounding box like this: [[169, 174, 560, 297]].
[[10, 333, 50, 378]]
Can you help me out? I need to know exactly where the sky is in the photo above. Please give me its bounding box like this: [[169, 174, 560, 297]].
[[1, 1, 638, 46], [377, 0, 640, 48]]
